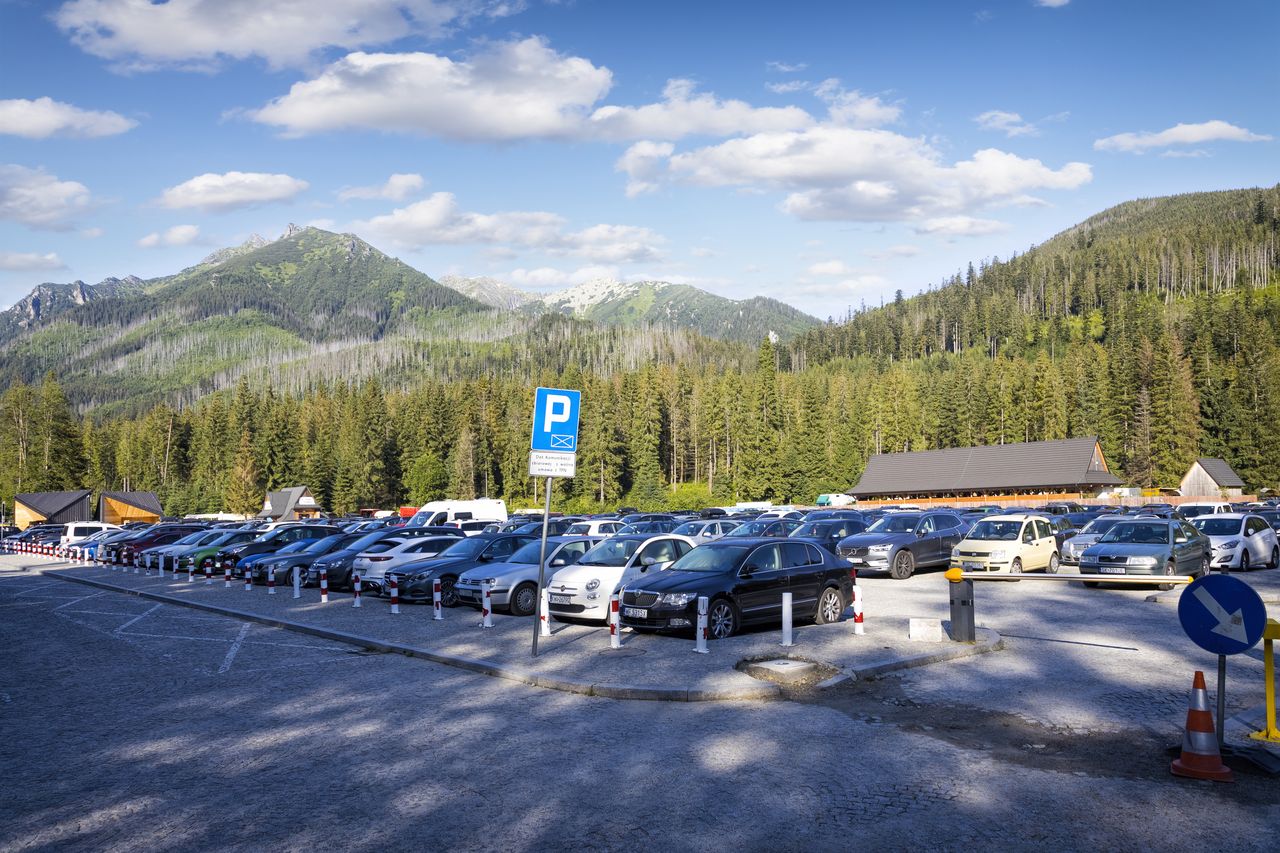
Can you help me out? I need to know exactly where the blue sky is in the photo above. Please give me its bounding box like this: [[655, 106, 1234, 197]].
[[1, 0, 1276, 317]]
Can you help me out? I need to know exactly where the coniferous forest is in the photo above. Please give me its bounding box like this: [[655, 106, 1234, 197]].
[[1, 185, 1278, 516]]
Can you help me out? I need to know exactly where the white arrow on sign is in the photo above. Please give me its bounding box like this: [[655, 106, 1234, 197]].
[[1193, 585, 1248, 644]]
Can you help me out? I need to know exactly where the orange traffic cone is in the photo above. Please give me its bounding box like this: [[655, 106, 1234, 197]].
[[1170, 671, 1233, 782]]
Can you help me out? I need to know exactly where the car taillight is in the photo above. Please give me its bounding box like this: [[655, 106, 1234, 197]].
[[369, 556, 392, 561]]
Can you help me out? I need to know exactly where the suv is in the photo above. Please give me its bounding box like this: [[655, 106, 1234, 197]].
[[306, 526, 464, 590], [383, 533, 538, 606], [120, 524, 209, 568], [835, 511, 968, 579], [214, 524, 341, 578], [950, 514, 1060, 574]]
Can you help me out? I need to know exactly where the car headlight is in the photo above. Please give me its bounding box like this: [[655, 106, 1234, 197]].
[[868, 544, 892, 553], [481, 577, 498, 587], [660, 592, 696, 607], [1220, 540, 1240, 550], [585, 578, 601, 591], [988, 550, 1008, 560], [411, 572, 433, 581], [1127, 556, 1158, 567], [950, 547, 959, 558]]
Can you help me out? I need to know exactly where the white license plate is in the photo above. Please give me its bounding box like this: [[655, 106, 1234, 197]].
[[1098, 566, 1125, 575], [550, 594, 572, 605], [962, 561, 983, 570], [623, 607, 647, 619]]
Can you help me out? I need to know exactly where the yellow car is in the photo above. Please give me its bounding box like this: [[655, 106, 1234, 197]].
[[950, 514, 1060, 574]]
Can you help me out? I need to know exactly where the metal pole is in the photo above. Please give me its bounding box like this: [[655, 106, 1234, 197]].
[[1216, 654, 1227, 748], [531, 475, 553, 657]]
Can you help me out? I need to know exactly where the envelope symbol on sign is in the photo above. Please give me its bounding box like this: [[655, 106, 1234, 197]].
[[550, 434, 575, 449]]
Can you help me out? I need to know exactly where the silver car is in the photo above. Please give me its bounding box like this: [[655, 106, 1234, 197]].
[[671, 519, 739, 542], [1190, 513, 1280, 571], [455, 536, 602, 616]]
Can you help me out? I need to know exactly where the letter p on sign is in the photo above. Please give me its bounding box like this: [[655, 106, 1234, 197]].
[[544, 394, 571, 433], [531, 387, 581, 453]]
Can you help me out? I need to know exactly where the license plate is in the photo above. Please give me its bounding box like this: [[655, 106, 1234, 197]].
[[1098, 566, 1125, 574], [962, 561, 983, 570], [623, 607, 647, 619], [550, 594, 572, 605]]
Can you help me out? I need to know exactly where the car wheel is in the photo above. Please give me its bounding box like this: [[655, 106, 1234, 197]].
[[1200, 556, 1210, 578], [1270, 548, 1279, 570], [509, 582, 537, 617], [889, 550, 915, 580], [440, 576, 459, 607], [707, 599, 739, 640], [814, 587, 844, 625], [1240, 551, 1250, 572], [1158, 560, 1177, 591], [1010, 557, 1022, 574], [1046, 553, 1060, 574]]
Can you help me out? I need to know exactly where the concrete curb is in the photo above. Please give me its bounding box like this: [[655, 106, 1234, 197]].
[[49, 571, 782, 703], [817, 626, 1004, 688]]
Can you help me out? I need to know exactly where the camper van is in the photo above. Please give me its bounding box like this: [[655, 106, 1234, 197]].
[[405, 499, 508, 528]]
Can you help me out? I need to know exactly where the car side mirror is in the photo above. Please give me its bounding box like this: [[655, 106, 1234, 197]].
[[1174, 535, 1187, 544], [477, 553, 492, 562], [740, 563, 758, 577], [550, 558, 565, 567]]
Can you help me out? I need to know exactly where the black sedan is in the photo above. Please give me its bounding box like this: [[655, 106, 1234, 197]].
[[617, 538, 854, 639], [790, 518, 868, 554]]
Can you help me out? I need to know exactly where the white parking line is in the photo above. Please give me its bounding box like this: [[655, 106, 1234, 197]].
[[218, 623, 252, 674], [11, 582, 64, 596], [114, 603, 163, 633], [52, 592, 108, 612]]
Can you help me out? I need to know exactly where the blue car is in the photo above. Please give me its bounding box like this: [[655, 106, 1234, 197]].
[[1078, 518, 1209, 589]]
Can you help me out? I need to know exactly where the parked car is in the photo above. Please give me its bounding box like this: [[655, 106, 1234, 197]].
[[616, 520, 681, 535], [801, 509, 865, 523], [216, 523, 342, 578], [617, 538, 853, 639], [724, 518, 802, 539], [177, 529, 260, 573], [1078, 518, 1209, 588], [59, 522, 120, 547], [790, 518, 869, 554], [443, 519, 503, 536], [307, 526, 464, 589], [1255, 510, 1280, 536], [671, 519, 739, 542], [565, 519, 625, 537], [1060, 515, 1125, 565], [350, 535, 460, 591], [949, 515, 1061, 574], [456, 535, 604, 615], [511, 518, 584, 536], [1179, 502, 1232, 519], [836, 511, 968, 579], [546, 534, 697, 623], [383, 533, 539, 605], [120, 524, 209, 567], [238, 540, 314, 579], [1189, 513, 1279, 571], [142, 529, 227, 572]]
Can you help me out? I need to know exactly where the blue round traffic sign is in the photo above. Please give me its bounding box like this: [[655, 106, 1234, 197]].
[[1177, 574, 1267, 656]]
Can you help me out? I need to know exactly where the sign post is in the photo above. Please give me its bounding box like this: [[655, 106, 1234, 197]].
[[1177, 574, 1267, 747], [530, 387, 580, 657]]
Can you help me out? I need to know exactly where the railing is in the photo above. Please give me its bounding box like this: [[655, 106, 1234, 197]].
[[1251, 619, 1280, 744]]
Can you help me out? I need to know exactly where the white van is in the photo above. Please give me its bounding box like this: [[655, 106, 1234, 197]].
[[61, 522, 120, 546], [406, 499, 508, 528]]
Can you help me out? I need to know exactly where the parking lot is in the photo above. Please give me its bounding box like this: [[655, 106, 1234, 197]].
[[3, 555, 1278, 851]]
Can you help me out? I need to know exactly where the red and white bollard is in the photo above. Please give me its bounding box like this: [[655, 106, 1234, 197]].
[[852, 581, 865, 636], [780, 591, 794, 647], [352, 573, 361, 607], [539, 587, 550, 637], [133, 555, 140, 574], [694, 595, 709, 654], [224, 564, 231, 588], [187, 561, 194, 582], [389, 576, 399, 614], [320, 569, 329, 604], [609, 593, 621, 649], [267, 566, 276, 595], [205, 562, 212, 585], [478, 582, 492, 628], [243, 568, 252, 591], [292, 566, 301, 599], [432, 578, 442, 620]]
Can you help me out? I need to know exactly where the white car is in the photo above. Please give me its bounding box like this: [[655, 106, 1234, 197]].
[[565, 519, 625, 537], [671, 519, 739, 542], [60, 522, 120, 546], [1179, 502, 1232, 519], [353, 536, 459, 590], [1190, 513, 1279, 571], [443, 519, 503, 536], [455, 536, 602, 616], [546, 534, 697, 623]]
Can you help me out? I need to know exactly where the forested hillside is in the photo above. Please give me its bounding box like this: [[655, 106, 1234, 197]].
[[1, 186, 1278, 518]]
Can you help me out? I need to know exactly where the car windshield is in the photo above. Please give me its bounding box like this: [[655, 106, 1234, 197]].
[[173, 531, 209, 546], [276, 541, 310, 554], [579, 538, 641, 567], [793, 522, 828, 537], [667, 545, 752, 573], [967, 520, 1023, 541], [1179, 505, 1216, 518], [302, 534, 345, 554], [672, 522, 703, 536], [1101, 523, 1170, 544], [867, 515, 920, 534], [1259, 512, 1280, 525], [725, 520, 773, 536], [1191, 517, 1244, 536], [1079, 517, 1121, 536], [507, 540, 549, 564], [439, 537, 488, 558], [566, 523, 591, 535], [364, 539, 405, 554]]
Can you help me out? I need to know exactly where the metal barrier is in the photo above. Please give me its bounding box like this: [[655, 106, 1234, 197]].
[[1251, 619, 1280, 744], [943, 567, 1196, 642]]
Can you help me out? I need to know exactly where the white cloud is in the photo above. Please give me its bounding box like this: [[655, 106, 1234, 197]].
[[974, 110, 1037, 137], [0, 164, 93, 230], [1036, 0, 1070, 7], [1159, 149, 1210, 159], [350, 192, 664, 262], [159, 171, 309, 212], [807, 260, 856, 276], [616, 141, 674, 197], [658, 128, 1090, 227], [587, 78, 812, 141], [0, 97, 135, 139], [337, 173, 425, 201], [815, 79, 900, 128], [54, 0, 520, 70], [137, 224, 201, 248], [1094, 120, 1271, 152], [0, 251, 67, 271], [252, 38, 612, 141], [766, 61, 807, 73], [866, 244, 922, 260], [914, 216, 1009, 236], [765, 80, 810, 94]]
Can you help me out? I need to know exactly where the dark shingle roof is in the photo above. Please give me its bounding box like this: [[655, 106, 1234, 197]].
[[99, 491, 164, 516], [16, 489, 92, 518], [1195, 458, 1244, 489], [850, 437, 1121, 497], [258, 486, 314, 519]]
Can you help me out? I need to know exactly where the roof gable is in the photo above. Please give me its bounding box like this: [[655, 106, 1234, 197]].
[[15, 489, 92, 518], [1195, 458, 1244, 488], [99, 491, 163, 516]]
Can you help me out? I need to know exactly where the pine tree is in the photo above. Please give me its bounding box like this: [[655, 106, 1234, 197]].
[[225, 432, 262, 517]]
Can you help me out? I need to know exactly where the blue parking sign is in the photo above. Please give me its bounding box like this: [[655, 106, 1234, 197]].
[[531, 387, 581, 452], [1177, 574, 1267, 656]]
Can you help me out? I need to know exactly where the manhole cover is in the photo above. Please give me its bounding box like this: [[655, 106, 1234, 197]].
[[745, 659, 818, 683]]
